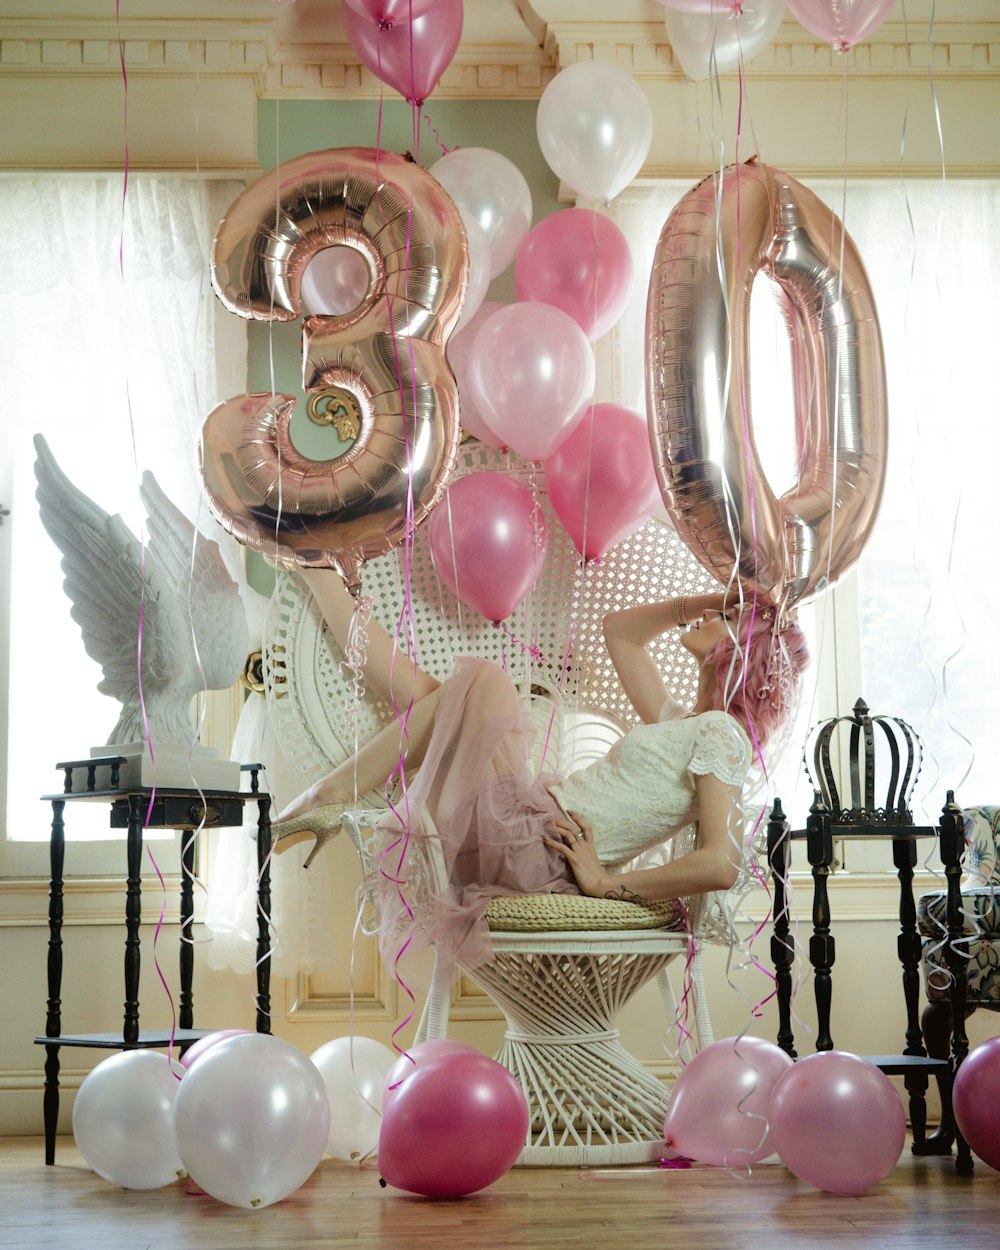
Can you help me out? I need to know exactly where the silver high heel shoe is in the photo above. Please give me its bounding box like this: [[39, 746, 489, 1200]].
[[269, 803, 344, 869]]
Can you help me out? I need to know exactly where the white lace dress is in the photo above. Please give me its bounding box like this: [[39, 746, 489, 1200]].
[[377, 658, 752, 971]]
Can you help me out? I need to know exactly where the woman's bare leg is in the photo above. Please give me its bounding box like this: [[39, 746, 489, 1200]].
[[300, 567, 439, 710], [274, 686, 442, 823]]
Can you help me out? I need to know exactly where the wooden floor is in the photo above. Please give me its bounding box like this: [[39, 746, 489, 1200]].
[[2, 1136, 997, 1250]]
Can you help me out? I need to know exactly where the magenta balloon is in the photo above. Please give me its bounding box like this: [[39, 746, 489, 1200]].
[[179, 1029, 250, 1070], [447, 300, 507, 447], [662, 1036, 793, 1167], [343, 0, 441, 27], [378, 1052, 528, 1196], [769, 1051, 906, 1194], [515, 209, 634, 342], [342, 0, 463, 105], [465, 302, 595, 461], [429, 472, 546, 623], [785, 0, 896, 52], [300, 245, 371, 315], [544, 403, 660, 562], [382, 1040, 479, 1107], [953, 1037, 1000, 1172]]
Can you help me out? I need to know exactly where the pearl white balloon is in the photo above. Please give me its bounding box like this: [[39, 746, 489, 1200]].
[[536, 61, 653, 204], [453, 214, 491, 335], [665, 0, 785, 81], [173, 1034, 330, 1209], [73, 1051, 186, 1190], [300, 245, 371, 315], [310, 1035, 397, 1162], [431, 148, 533, 279]]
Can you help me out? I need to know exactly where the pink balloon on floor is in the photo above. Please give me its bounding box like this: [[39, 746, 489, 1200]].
[[464, 302, 594, 461], [769, 1051, 906, 1194], [382, 1040, 480, 1107], [448, 300, 507, 447], [952, 1037, 1000, 1172], [663, 1035, 793, 1167], [342, 0, 463, 105], [379, 1052, 529, 1196], [429, 472, 546, 623], [515, 209, 634, 341], [544, 403, 660, 562], [179, 1029, 251, 1070]]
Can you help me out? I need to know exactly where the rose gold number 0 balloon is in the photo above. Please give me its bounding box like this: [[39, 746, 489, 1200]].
[[646, 158, 888, 611], [200, 148, 468, 590]]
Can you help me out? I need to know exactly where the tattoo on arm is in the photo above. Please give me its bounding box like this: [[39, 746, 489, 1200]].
[[603, 884, 651, 906]]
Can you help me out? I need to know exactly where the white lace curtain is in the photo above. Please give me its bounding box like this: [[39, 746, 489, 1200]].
[[1, 176, 247, 841]]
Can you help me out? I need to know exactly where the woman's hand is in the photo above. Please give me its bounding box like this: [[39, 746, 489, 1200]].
[[544, 810, 610, 898]]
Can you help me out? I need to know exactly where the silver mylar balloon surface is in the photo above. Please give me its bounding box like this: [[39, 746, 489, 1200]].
[[201, 147, 468, 590], [646, 157, 887, 610]]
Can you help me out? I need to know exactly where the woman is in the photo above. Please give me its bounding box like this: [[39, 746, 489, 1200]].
[[271, 569, 808, 967]]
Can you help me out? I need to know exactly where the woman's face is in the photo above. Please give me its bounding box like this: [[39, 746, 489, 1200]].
[[680, 608, 735, 661]]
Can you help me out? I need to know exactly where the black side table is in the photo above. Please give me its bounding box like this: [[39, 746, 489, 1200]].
[[767, 791, 974, 1174], [34, 757, 273, 1165]]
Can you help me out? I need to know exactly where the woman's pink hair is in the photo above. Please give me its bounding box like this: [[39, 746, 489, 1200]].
[[705, 607, 810, 751]]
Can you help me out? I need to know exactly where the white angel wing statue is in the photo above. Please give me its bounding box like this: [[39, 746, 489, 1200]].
[[33, 433, 249, 748]]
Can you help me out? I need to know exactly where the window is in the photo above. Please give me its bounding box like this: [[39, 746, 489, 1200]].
[[607, 177, 1000, 857], [0, 176, 246, 876]]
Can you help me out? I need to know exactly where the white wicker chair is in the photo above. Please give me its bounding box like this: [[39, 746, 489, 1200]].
[[264, 444, 728, 1165]]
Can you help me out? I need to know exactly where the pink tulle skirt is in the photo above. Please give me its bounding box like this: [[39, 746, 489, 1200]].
[[376, 657, 579, 971]]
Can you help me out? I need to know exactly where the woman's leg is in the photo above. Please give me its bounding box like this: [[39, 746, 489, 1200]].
[[274, 686, 442, 822], [300, 567, 440, 710]]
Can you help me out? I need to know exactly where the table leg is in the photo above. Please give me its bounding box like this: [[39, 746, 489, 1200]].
[[805, 796, 835, 1051], [123, 794, 144, 1047], [940, 792, 973, 1174], [178, 830, 196, 1032], [43, 799, 65, 1166], [767, 800, 797, 1059], [255, 795, 273, 1034], [893, 837, 930, 1145]]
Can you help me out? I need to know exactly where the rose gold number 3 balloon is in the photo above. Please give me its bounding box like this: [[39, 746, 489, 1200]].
[[200, 148, 468, 590], [646, 158, 888, 611]]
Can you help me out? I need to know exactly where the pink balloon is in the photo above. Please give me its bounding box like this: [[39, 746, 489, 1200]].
[[785, 0, 896, 52], [300, 245, 370, 315], [429, 472, 546, 623], [465, 303, 594, 461], [343, 0, 441, 28], [662, 1036, 793, 1167], [382, 1040, 479, 1107], [342, 0, 463, 105], [378, 1052, 529, 1196], [544, 403, 660, 562], [769, 1051, 906, 1194], [447, 300, 507, 447], [953, 1037, 1000, 1172], [515, 209, 634, 342], [179, 1029, 250, 1070]]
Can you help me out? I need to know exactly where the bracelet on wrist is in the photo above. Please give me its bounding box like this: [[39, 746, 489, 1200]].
[[671, 597, 688, 628]]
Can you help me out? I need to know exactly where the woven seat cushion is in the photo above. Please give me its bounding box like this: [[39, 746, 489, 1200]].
[[485, 892, 685, 933]]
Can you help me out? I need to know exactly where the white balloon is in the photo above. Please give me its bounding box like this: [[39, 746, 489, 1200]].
[[73, 1051, 186, 1190], [536, 61, 653, 204], [310, 1035, 397, 1162], [453, 214, 491, 336], [431, 148, 533, 279], [665, 0, 785, 80], [300, 245, 371, 315], [173, 1034, 330, 1209], [447, 300, 508, 447]]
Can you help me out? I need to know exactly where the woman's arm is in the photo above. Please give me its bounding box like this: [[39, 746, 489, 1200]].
[[545, 771, 742, 901], [603, 592, 730, 724]]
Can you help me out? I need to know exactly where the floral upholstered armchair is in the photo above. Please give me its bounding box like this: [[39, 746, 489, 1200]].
[[919, 804, 1000, 1144]]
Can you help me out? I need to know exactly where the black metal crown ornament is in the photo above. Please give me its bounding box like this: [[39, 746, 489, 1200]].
[[803, 697, 924, 828]]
